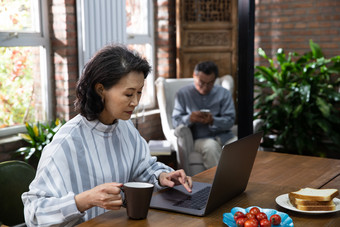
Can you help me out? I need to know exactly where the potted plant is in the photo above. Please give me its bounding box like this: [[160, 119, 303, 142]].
[[14, 118, 65, 168], [254, 40, 340, 157]]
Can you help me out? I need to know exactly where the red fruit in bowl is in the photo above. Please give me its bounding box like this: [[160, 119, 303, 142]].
[[260, 218, 271, 227], [249, 207, 261, 215], [270, 214, 282, 225], [246, 213, 255, 219], [234, 211, 246, 221], [244, 218, 258, 227], [236, 217, 248, 226], [256, 212, 268, 221]]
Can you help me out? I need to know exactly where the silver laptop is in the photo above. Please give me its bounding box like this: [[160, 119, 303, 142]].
[[150, 131, 263, 216]]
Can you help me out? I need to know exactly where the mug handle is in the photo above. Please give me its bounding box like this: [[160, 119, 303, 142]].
[[120, 186, 127, 208]]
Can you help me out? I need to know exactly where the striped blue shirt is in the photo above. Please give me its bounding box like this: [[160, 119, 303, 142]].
[[22, 114, 173, 226]]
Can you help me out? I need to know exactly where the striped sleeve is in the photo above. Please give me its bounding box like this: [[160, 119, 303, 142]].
[[123, 120, 174, 188], [22, 149, 85, 226], [22, 116, 174, 226]]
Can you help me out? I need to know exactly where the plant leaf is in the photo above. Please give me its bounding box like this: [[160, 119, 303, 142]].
[[316, 97, 330, 118], [258, 48, 268, 59], [18, 133, 32, 142], [309, 40, 323, 59]]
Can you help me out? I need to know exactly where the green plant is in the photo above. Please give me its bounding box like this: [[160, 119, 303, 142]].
[[254, 40, 340, 157], [14, 119, 65, 161]]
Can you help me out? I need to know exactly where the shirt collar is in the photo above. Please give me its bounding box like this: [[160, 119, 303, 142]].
[[81, 115, 118, 133]]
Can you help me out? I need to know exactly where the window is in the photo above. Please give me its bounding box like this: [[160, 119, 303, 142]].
[[76, 0, 155, 109], [126, 0, 155, 108], [0, 0, 52, 136]]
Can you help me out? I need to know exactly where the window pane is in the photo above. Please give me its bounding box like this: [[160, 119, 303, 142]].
[[127, 44, 153, 107], [0, 0, 39, 32], [0, 46, 44, 128], [126, 0, 148, 35]]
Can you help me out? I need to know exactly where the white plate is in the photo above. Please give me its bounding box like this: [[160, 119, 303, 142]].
[[276, 193, 340, 214]]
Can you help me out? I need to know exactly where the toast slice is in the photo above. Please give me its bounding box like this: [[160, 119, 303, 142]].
[[292, 203, 336, 211], [289, 188, 339, 202], [288, 188, 338, 211], [289, 193, 336, 211], [288, 193, 334, 206]]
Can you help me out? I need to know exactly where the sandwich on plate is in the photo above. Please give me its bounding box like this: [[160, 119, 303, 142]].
[[289, 188, 339, 211]]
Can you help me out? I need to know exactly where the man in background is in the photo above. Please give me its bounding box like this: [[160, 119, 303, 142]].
[[172, 61, 236, 169]]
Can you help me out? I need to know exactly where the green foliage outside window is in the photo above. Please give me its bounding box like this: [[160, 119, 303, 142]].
[[0, 47, 35, 128], [0, 0, 33, 31], [0, 0, 39, 128]]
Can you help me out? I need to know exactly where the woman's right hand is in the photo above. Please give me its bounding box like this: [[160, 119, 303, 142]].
[[75, 182, 123, 212]]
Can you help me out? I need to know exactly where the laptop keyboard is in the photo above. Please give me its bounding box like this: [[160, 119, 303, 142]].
[[173, 186, 211, 210]]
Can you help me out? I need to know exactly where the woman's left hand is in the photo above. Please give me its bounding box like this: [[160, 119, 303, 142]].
[[159, 169, 192, 193]]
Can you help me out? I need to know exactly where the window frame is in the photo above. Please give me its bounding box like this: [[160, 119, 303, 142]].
[[126, 0, 156, 109], [0, 0, 52, 137]]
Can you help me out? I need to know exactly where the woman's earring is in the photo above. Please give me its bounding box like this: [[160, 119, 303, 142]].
[[101, 97, 104, 103]]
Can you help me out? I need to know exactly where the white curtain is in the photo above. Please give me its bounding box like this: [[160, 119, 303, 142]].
[[76, 0, 127, 75]]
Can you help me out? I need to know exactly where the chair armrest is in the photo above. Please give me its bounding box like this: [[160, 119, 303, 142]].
[[217, 75, 234, 96], [253, 119, 264, 133], [174, 125, 194, 174]]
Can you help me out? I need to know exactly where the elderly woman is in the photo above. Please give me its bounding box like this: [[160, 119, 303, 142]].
[[22, 44, 192, 226]]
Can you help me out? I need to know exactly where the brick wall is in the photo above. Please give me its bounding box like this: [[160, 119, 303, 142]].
[[134, 111, 166, 142], [155, 0, 176, 79], [255, 0, 340, 65], [50, 0, 79, 121], [0, 137, 27, 162]]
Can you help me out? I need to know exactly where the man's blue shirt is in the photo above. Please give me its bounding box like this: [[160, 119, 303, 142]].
[[172, 83, 236, 144]]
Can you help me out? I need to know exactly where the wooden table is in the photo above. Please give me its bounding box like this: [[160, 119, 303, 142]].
[[77, 151, 340, 227]]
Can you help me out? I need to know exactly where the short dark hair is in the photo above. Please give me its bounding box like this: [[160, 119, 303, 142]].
[[194, 61, 219, 78], [75, 44, 151, 121]]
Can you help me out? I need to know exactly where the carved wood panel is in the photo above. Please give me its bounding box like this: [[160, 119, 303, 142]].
[[176, 0, 238, 83]]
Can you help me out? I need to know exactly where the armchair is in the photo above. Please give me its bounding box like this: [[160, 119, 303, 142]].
[[155, 75, 237, 176], [0, 160, 36, 226]]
